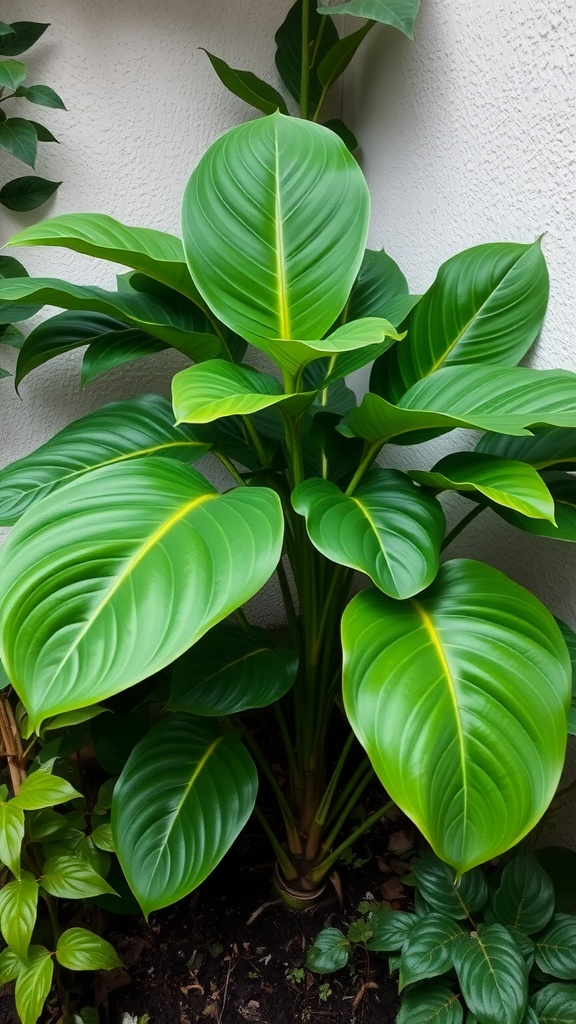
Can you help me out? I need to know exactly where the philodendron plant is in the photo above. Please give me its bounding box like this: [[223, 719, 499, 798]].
[[0, 111, 575, 935]]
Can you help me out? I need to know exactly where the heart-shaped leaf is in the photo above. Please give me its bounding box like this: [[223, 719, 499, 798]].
[[305, 928, 350, 973], [0, 872, 38, 958], [454, 925, 528, 1024], [411, 855, 488, 920], [342, 560, 571, 873], [396, 980, 464, 1024], [169, 624, 298, 715], [15, 946, 53, 1024], [534, 916, 576, 979], [491, 855, 555, 934], [292, 469, 445, 598], [112, 716, 257, 916], [530, 983, 576, 1024], [0, 395, 209, 526], [0, 459, 283, 733], [318, 0, 420, 39], [409, 453, 556, 522], [182, 113, 369, 372], [0, 22, 49, 56], [399, 914, 464, 989]]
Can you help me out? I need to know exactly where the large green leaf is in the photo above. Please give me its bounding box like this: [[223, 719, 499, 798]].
[[0, 872, 38, 958], [203, 50, 289, 115], [0, 395, 209, 525], [344, 366, 576, 446], [453, 925, 528, 1024], [81, 329, 166, 386], [409, 453, 556, 522], [181, 113, 369, 371], [530, 983, 576, 1024], [15, 946, 54, 1024], [411, 854, 488, 920], [275, 0, 339, 111], [373, 241, 548, 401], [112, 716, 257, 916], [8, 214, 202, 302], [172, 360, 315, 423], [318, 0, 420, 38], [342, 559, 571, 873], [169, 623, 298, 715], [491, 855, 555, 934], [476, 427, 576, 470], [396, 980, 464, 1024], [488, 471, 576, 541], [0, 459, 283, 733], [399, 914, 464, 989], [0, 277, 220, 359], [534, 916, 576, 979], [292, 469, 445, 599], [0, 117, 37, 166]]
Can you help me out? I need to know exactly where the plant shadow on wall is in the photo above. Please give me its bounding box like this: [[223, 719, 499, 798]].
[[0, 1, 575, 1022]]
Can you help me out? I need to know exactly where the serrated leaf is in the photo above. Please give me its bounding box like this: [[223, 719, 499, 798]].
[[275, 0, 339, 111], [534, 915, 576, 979], [305, 928, 350, 973], [399, 913, 464, 989], [411, 855, 488, 920], [0, 117, 37, 166], [0, 394, 209, 525], [15, 946, 54, 1024], [396, 979, 464, 1024], [203, 50, 288, 114], [40, 856, 116, 899], [342, 560, 571, 873], [0, 175, 60, 212], [410, 453, 556, 523], [0, 872, 38, 958], [491, 855, 555, 934], [56, 928, 121, 971], [112, 716, 258, 916], [292, 469, 445, 599], [454, 925, 528, 1024], [12, 772, 81, 810], [366, 908, 418, 951], [1, 23, 49, 56], [182, 114, 369, 373], [169, 623, 298, 715], [0, 459, 283, 733], [0, 59, 27, 89], [318, 0, 420, 38], [14, 84, 65, 108], [0, 801, 25, 876], [530, 983, 576, 1024]]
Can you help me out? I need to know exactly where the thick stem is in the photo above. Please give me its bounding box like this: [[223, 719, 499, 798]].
[[0, 694, 26, 795]]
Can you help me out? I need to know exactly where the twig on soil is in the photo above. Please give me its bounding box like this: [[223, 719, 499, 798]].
[[217, 957, 233, 1024]]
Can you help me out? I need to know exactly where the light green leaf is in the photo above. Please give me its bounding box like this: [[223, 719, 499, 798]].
[[292, 469, 445, 599], [396, 980, 464, 1024], [169, 623, 298, 715], [376, 241, 548, 401], [0, 801, 25, 877], [488, 472, 576, 542], [182, 113, 369, 373], [453, 926, 528, 1024], [342, 560, 571, 874], [476, 427, 576, 470], [491, 855, 555, 934], [344, 366, 576, 446], [1, 23, 49, 57], [0, 117, 37, 166], [318, 0, 420, 39], [0, 459, 283, 733], [0, 394, 209, 525], [40, 856, 116, 899], [0, 945, 24, 984], [0, 59, 27, 89], [411, 855, 488, 920], [172, 360, 315, 423], [275, 0, 339, 111], [14, 84, 65, 108], [0, 872, 38, 958], [530, 983, 576, 1024], [91, 824, 114, 853], [112, 716, 258, 916], [409, 453, 556, 522], [399, 914, 464, 989], [305, 928, 350, 973], [56, 928, 121, 971], [8, 213, 201, 302], [0, 175, 60, 212], [366, 908, 418, 951], [534, 916, 576, 979], [203, 50, 288, 114], [12, 772, 81, 810], [15, 946, 54, 1024]]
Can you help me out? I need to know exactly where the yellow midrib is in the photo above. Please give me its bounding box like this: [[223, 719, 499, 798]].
[[47, 490, 217, 690], [414, 601, 468, 845], [274, 125, 291, 340]]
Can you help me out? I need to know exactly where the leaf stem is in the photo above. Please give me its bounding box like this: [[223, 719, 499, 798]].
[[214, 450, 245, 486], [345, 442, 382, 495], [441, 502, 485, 551], [252, 805, 299, 880], [310, 800, 394, 882]]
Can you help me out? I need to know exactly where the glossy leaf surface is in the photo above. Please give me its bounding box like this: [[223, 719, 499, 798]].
[[275, 0, 339, 109], [399, 914, 463, 989], [342, 560, 571, 872], [530, 983, 576, 1024], [12, 771, 80, 810], [454, 926, 528, 1024], [534, 916, 576, 979], [15, 946, 53, 1024], [0, 802, 24, 877], [170, 623, 298, 715], [318, 0, 420, 37], [396, 980, 464, 1024], [56, 928, 121, 971], [0, 872, 38, 958], [305, 928, 350, 973], [377, 241, 548, 400], [0, 118, 37, 166], [410, 453, 556, 522], [0, 459, 283, 732], [476, 427, 576, 470], [491, 855, 555, 934], [81, 329, 166, 385], [0, 175, 61, 212], [173, 360, 314, 423], [292, 469, 445, 598], [0, 394, 209, 525], [411, 854, 488, 920], [0, 59, 27, 89], [489, 472, 576, 541], [345, 248, 408, 322], [112, 716, 258, 916], [366, 908, 418, 951], [40, 856, 115, 899], [14, 84, 65, 108], [182, 113, 369, 366]]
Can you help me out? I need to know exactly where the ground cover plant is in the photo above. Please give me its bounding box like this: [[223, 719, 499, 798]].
[[0, 2, 575, 1022]]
